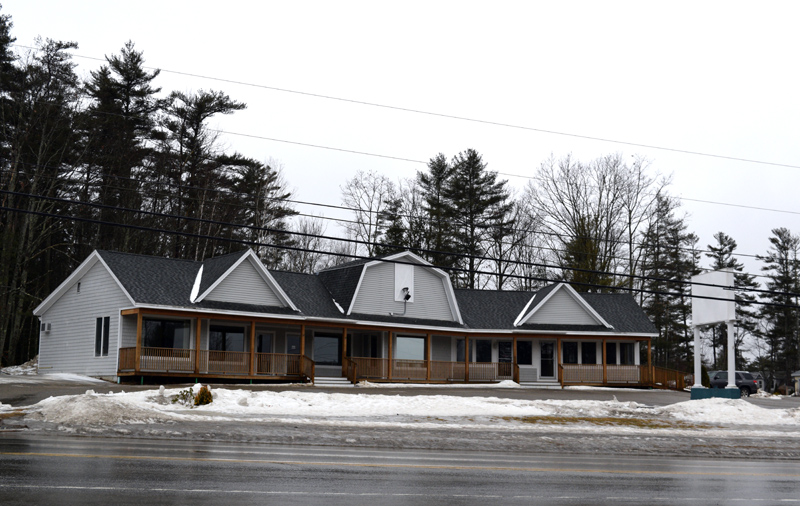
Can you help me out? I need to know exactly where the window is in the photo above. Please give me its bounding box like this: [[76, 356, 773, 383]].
[[143, 319, 190, 349], [563, 342, 578, 364], [581, 342, 597, 365], [606, 342, 617, 365], [456, 339, 474, 362], [209, 325, 245, 352], [476, 340, 492, 363], [517, 341, 532, 365], [620, 342, 635, 365], [95, 317, 109, 356], [257, 333, 273, 353], [396, 336, 424, 360]]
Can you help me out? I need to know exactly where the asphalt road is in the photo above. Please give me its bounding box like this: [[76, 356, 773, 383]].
[[1, 434, 799, 505]]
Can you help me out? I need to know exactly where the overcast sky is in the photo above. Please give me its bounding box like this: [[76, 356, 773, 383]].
[[4, 1, 799, 280]]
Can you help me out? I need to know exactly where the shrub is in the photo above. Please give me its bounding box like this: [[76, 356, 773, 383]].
[[171, 388, 195, 406], [194, 385, 213, 406]]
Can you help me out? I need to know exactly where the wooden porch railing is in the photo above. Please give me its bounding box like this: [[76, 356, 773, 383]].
[[429, 360, 465, 381], [350, 357, 389, 379], [118, 347, 136, 371], [200, 350, 249, 374], [648, 366, 692, 390], [468, 362, 513, 381], [300, 355, 315, 382], [393, 359, 427, 380], [343, 357, 357, 384], [558, 363, 692, 391], [138, 347, 195, 372], [117, 347, 313, 380]]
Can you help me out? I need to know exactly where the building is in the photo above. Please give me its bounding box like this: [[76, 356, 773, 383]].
[[33, 249, 683, 388]]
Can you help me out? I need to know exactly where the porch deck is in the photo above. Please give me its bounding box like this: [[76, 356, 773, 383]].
[[118, 348, 690, 391], [117, 347, 314, 382]]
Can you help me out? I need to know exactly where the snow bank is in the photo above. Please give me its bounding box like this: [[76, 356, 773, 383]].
[[27, 391, 184, 425], [16, 385, 800, 431], [1, 355, 38, 375], [660, 398, 800, 425]]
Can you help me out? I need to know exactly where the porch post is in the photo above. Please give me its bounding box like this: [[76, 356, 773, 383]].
[[194, 317, 202, 374], [602, 338, 607, 385], [135, 311, 143, 373], [465, 335, 470, 383], [342, 327, 348, 377], [426, 333, 431, 381], [388, 331, 393, 381], [557, 337, 562, 388], [249, 320, 256, 376], [512, 335, 518, 383], [300, 324, 306, 356], [648, 339, 653, 385]]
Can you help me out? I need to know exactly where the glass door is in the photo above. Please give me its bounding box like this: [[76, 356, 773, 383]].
[[498, 341, 513, 379], [540, 342, 555, 377]]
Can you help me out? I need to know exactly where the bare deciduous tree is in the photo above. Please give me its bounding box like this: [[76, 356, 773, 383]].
[[340, 170, 396, 257]]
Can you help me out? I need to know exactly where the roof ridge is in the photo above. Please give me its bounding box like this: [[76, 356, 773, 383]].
[[98, 250, 200, 265]]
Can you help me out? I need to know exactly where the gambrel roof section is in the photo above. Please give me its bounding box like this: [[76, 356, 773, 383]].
[[514, 283, 612, 328], [345, 251, 463, 324], [33, 250, 135, 316], [193, 249, 298, 311]]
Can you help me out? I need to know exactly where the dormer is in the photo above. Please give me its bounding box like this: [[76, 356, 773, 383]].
[[514, 283, 612, 328], [191, 250, 297, 309], [319, 251, 463, 323]]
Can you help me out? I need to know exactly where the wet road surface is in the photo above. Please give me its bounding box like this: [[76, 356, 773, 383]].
[[1, 434, 799, 505]]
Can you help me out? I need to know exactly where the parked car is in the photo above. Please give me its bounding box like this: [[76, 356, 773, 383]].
[[709, 371, 759, 397]]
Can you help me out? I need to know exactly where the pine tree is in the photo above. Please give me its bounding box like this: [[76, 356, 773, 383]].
[[443, 149, 511, 289], [757, 227, 800, 389], [639, 195, 697, 370], [79, 41, 161, 254], [417, 153, 457, 270], [704, 232, 759, 369]]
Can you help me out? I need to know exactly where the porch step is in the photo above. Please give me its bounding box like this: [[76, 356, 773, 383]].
[[314, 376, 354, 387], [518, 382, 562, 389]]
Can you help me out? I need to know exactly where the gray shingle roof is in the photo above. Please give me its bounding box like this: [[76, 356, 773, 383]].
[[454, 289, 532, 329], [316, 265, 363, 313], [95, 250, 656, 335], [580, 293, 659, 334], [270, 270, 343, 318], [98, 250, 199, 306]]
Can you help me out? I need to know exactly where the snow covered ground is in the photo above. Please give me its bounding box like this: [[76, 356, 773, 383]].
[[1, 382, 797, 438]]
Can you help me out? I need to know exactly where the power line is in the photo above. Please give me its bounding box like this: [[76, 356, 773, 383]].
[[4, 189, 796, 301], [0, 162, 776, 276], [3, 202, 797, 309], [14, 43, 799, 172]]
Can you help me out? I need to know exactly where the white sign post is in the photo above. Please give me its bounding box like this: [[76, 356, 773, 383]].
[[691, 270, 736, 398]]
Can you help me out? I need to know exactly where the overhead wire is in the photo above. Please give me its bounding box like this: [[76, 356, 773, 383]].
[[3, 188, 796, 302], [0, 161, 775, 275], [13, 43, 800, 172], [2, 202, 797, 309]]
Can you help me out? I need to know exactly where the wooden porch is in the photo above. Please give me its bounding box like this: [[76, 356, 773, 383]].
[[118, 347, 315, 382], [343, 357, 516, 383], [559, 363, 692, 390]]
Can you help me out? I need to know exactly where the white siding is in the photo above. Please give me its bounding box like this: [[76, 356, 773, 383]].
[[525, 289, 599, 325], [38, 262, 131, 378], [350, 262, 455, 321], [206, 259, 283, 306], [120, 315, 138, 348]]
